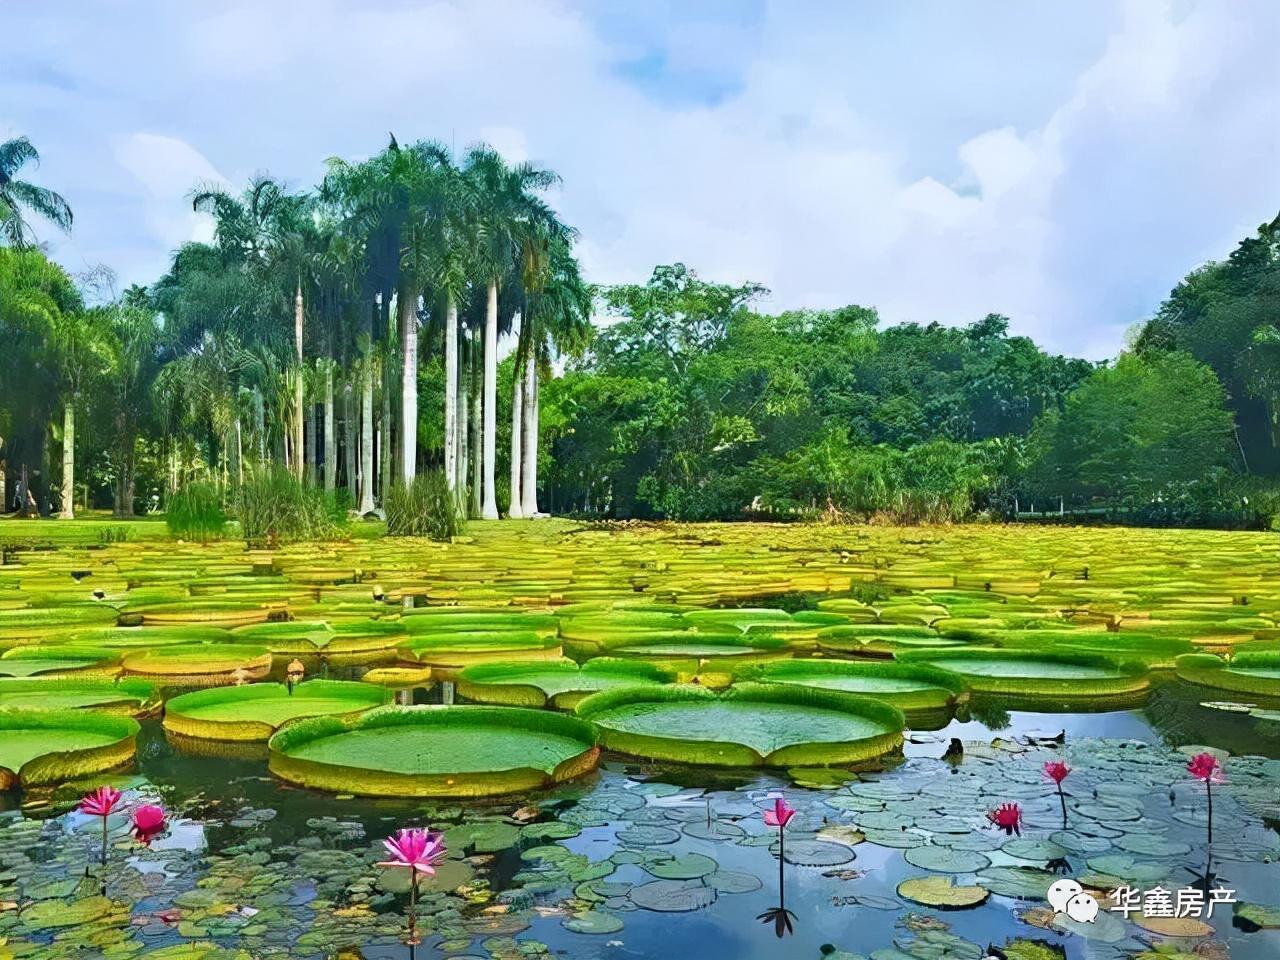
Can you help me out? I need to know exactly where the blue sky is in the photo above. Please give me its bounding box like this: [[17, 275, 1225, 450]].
[[3, 0, 1277, 358]]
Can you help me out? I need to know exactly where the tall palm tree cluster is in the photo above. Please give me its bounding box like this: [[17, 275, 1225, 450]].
[[0, 135, 592, 520]]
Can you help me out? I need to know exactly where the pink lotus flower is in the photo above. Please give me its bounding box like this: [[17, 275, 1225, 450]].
[[1187, 752, 1223, 784], [79, 786, 123, 818], [377, 828, 446, 877], [987, 802, 1022, 836], [130, 805, 166, 846], [1043, 761, 1071, 785], [763, 797, 796, 830]]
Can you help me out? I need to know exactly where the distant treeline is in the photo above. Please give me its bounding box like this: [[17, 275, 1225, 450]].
[[540, 215, 1280, 528]]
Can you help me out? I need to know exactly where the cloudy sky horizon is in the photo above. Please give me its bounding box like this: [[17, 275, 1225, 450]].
[[5, 0, 1277, 359]]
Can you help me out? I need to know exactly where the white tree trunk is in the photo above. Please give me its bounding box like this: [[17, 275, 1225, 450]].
[[443, 298, 458, 494], [379, 354, 391, 501], [342, 379, 357, 497], [294, 283, 305, 479], [59, 399, 74, 519], [481, 281, 499, 519], [522, 353, 539, 515], [399, 288, 418, 485], [235, 417, 244, 486], [303, 398, 315, 483], [358, 361, 375, 514], [323, 365, 335, 492], [470, 337, 482, 518], [508, 344, 525, 518], [458, 336, 469, 506]]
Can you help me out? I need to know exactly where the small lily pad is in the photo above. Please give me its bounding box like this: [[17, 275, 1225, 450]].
[[897, 876, 989, 909]]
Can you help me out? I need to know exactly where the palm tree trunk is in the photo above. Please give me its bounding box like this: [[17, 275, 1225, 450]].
[[293, 282, 305, 480], [59, 399, 74, 519], [508, 345, 524, 518], [481, 280, 499, 519], [444, 297, 458, 494], [522, 353, 539, 515], [304, 400, 315, 483], [323, 365, 336, 492], [470, 327, 482, 518], [358, 361, 376, 514], [380, 354, 392, 501], [235, 417, 244, 486], [458, 331, 470, 507], [343, 379, 356, 496], [399, 288, 418, 485]]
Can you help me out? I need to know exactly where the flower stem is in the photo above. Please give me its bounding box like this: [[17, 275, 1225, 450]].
[[777, 827, 785, 912], [1205, 780, 1213, 847], [408, 871, 419, 946], [1057, 785, 1068, 830]]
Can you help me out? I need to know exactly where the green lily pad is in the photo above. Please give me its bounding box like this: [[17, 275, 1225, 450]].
[[629, 878, 717, 912], [562, 910, 625, 934], [903, 845, 992, 873], [897, 876, 990, 909]]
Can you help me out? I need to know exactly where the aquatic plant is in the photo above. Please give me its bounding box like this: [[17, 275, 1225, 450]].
[[757, 795, 797, 938], [79, 785, 123, 869], [378, 827, 446, 945], [1187, 751, 1223, 845], [1044, 760, 1071, 828], [987, 802, 1022, 836], [385, 471, 465, 541], [165, 482, 227, 543], [130, 803, 166, 846]]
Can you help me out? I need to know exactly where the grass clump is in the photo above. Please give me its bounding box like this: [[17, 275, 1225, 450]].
[[165, 482, 228, 542], [385, 471, 465, 541], [235, 468, 346, 546]]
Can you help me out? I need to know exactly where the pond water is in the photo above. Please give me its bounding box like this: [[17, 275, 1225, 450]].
[[2, 677, 1277, 960]]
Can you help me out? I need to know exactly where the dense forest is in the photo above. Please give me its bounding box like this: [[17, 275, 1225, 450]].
[[2, 133, 1278, 529]]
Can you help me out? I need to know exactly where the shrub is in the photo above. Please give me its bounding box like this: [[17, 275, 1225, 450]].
[[385, 470, 465, 541], [165, 482, 227, 542], [235, 468, 346, 545]]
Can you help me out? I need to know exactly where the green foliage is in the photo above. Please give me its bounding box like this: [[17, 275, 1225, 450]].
[[166, 481, 228, 542], [234, 468, 346, 545], [385, 470, 464, 540], [1024, 351, 1234, 504]]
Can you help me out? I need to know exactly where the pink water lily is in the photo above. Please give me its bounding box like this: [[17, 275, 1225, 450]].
[[763, 797, 796, 829], [1044, 760, 1071, 828], [79, 786, 123, 818], [80, 786, 123, 871], [987, 802, 1023, 836], [130, 804, 167, 846], [377, 827, 446, 876], [379, 827, 446, 946], [1187, 752, 1223, 847], [1187, 752, 1223, 784]]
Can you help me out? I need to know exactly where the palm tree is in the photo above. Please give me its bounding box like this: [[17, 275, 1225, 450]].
[[0, 137, 72, 247], [518, 229, 591, 514], [462, 147, 560, 518]]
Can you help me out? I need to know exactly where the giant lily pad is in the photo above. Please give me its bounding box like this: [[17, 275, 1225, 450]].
[[575, 683, 903, 767], [164, 679, 389, 741], [457, 657, 674, 709], [0, 709, 138, 787], [897, 875, 989, 909], [0, 677, 157, 715], [268, 704, 599, 797]]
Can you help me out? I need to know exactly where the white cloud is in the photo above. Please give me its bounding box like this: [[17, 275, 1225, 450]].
[[3, 0, 1276, 359]]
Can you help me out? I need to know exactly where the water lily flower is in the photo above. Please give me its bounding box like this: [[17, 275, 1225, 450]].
[[1044, 760, 1071, 828], [378, 827, 446, 946], [1187, 752, 1222, 784], [79, 785, 123, 818], [130, 804, 167, 846], [79, 786, 123, 869], [378, 827, 446, 876], [759, 795, 797, 939], [1187, 752, 1223, 846], [1043, 760, 1071, 785], [987, 802, 1022, 836], [763, 797, 796, 830]]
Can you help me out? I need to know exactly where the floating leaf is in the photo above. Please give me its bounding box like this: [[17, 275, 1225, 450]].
[[897, 876, 989, 909], [629, 878, 717, 912]]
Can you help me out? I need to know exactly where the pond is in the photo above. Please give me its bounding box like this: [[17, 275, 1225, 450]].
[[0, 520, 1277, 959]]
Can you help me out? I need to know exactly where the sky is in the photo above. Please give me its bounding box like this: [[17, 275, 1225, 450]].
[[3, 0, 1277, 359]]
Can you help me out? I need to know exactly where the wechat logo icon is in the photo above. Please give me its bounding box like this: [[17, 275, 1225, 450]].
[[1047, 879, 1099, 923]]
